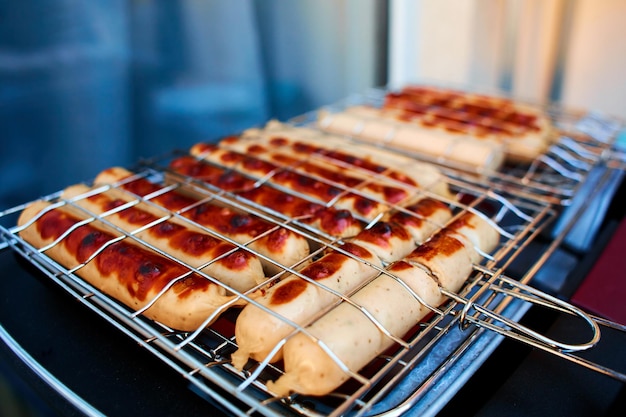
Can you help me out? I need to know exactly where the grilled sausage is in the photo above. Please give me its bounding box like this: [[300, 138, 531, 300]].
[[230, 202, 457, 370], [383, 86, 552, 164], [93, 167, 310, 276], [169, 155, 364, 239], [231, 242, 382, 370], [232, 199, 456, 369], [385, 198, 452, 244], [318, 105, 507, 172], [62, 184, 265, 294], [190, 144, 392, 220], [443, 211, 501, 264], [236, 120, 452, 199], [188, 123, 457, 226], [266, 260, 446, 396], [18, 201, 240, 331], [267, 212, 499, 396], [347, 221, 415, 264], [204, 142, 416, 208]]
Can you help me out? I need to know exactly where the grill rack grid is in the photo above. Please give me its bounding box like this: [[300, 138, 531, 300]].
[[1, 98, 625, 416]]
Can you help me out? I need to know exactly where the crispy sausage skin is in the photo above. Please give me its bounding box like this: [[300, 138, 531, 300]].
[[385, 198, 452, 244], [17, 201, 240, 331], [347, 221, 415, 264], [267, 260, 447, 396], [62, 184, 266, 294], [444, 212, 500, 263], [318, 106, 508, 172], [93, 167, 310, 276], [190, 144, 393, 220], [234, 120, 452, 199], [190, 125, 454, 220], [231, 242, 382, 370], [169, 155, 364, 239], [267, 213, 499, 396], [230, 203, 455, 370]]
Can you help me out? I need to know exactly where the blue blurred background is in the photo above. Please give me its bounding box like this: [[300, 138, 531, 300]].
[[0, 0, 387, 210]]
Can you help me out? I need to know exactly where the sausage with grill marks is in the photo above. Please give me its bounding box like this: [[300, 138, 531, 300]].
[[234, 120, 453, 199], [403, 211, 500, 292], [348, 221, 415, 264], [384, 197, 452, 244], [62, 184, 265, 294], [231, 242, 382, 370], [203, 141, 417, 208], [169, 155, 363, 239], [267, 213, 499, 396], [232, 201, 458, 369], [317, 105, 507, 171], [190, 144, 393, 220], [267, 260, 445, 396], [230, 201, 454, 370], [18, 201, 240, 331], [443, 211, 500, 263], [93, 167, 310, 276]]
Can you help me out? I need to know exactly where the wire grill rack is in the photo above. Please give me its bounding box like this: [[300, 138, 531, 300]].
[[1, 92, 625, 416]]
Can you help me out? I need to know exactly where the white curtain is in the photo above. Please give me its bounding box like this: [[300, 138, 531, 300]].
[[388, 0, 626, 116]]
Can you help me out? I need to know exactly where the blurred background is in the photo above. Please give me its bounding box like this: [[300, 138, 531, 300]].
[[0, 1, 625, 414], [0, 0, 387, 210], [1, 0, 625, 209]]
